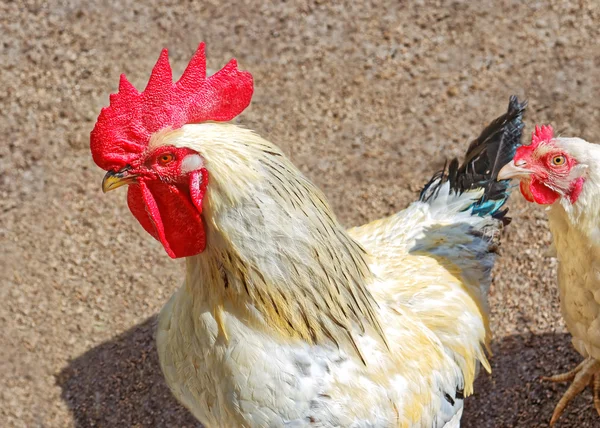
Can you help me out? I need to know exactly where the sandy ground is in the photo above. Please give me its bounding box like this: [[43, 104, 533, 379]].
[[2, 0, 600, 426]]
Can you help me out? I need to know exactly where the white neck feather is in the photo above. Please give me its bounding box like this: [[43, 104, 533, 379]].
[[547, 138, 600, 242], [155, 123, 384, 353]]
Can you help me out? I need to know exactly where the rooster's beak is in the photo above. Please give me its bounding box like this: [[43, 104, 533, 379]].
[[102, 168, 138, 193], [497, 160, 533, 181]]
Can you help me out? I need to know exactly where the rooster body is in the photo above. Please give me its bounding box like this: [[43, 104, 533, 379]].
[[90, 45, 525, 427], [154, 114, 521, 427]]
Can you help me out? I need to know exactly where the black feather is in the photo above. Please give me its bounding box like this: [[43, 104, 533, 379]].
[[420, 96, 527, 224]]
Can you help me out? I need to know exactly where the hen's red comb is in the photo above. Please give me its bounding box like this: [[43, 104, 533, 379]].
[[531, 124, 554, 148], [90, 43, 253, 171]]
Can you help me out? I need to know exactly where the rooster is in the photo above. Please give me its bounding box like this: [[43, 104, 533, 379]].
[[498, 125, 600, 426], [91, 43, 526, 427]]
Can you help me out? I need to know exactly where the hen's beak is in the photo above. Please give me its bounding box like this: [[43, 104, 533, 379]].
[[497, 160, 533, 181], [102, 168, 138, 193]]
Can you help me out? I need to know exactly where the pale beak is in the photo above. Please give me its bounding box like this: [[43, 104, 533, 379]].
[[497, 160, 533, 180], [102, 168, 138, 193]]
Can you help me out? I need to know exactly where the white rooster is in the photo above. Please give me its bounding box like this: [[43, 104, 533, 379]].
[[92, 43, 526, 427]]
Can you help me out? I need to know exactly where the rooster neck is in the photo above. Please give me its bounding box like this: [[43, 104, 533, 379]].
[[175, 123, 386, 354], [184, 233, 384, 359]]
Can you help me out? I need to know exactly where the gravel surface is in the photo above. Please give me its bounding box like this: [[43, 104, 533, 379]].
[[2, 0, 600, 427]]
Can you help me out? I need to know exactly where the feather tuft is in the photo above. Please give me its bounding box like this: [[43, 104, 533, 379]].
[[420, 96, 527, 225]]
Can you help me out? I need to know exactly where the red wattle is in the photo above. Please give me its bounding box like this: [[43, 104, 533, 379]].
[[528, 177, 560, 205], [127, 178, 206, 258], [519, 181, 534, 202], [568, 177, 585, 204]]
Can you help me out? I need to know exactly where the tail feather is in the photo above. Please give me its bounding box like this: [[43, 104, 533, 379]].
[[420, 96, 527, 224]]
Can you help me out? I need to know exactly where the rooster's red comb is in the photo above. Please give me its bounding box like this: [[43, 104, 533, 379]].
[[531, 124, 554, 148], [90, 43, 254, 171]]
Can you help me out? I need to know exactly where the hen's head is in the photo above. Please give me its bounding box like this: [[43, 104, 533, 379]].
[[90, 43, 253, 258], [498, 125, 589, 205]]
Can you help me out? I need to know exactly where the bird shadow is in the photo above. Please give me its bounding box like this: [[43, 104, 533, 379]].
[[462, 331, 599, 428], [56, 317, 600, 428], [56, 316, 199, 428]]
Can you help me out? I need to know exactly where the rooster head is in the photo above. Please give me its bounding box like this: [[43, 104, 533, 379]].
[[90, 43, 254, 258], [498, 125, 588, 205]]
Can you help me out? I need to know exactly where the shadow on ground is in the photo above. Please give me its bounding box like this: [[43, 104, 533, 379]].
[[56, 316, 198, 427], [463, 330, 599, 427], [57, 318, 599, 427]]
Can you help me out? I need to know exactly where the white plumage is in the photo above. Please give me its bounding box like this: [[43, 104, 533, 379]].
[[499, 134, 600, 425], [152, 114, 523, 427], [91, 43, 525, 427], [545, 140, 600, 360]]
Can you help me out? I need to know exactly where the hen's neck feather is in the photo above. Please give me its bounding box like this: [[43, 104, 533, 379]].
[[161, 123, 385, 352], [548, 138, 600, 238]]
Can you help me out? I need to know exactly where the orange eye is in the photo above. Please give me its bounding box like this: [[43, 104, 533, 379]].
[[158, 153, 174, 165], [551, 155, 566, 166]]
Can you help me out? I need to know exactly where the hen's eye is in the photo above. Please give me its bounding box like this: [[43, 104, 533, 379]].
[[551, 155, 566, 166], [158, 153, 174, 165]]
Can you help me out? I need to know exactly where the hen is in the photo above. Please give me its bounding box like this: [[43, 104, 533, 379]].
[[91, 43, 526, 427], [499, 125, 600, 426]]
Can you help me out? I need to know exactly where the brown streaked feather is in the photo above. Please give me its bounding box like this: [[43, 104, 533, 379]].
[[175, 127, 388, 359]]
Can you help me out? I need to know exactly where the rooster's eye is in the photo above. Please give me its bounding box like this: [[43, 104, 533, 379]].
[[551, 155, 566, 166], [158, 153, 174, 165]]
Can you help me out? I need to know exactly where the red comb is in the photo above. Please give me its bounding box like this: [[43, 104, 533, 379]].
[[531, 124, 554, 148], [90, 43, 254, 171]]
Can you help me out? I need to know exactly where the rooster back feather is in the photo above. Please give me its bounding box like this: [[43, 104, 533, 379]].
[[420, 96, 527, 224]]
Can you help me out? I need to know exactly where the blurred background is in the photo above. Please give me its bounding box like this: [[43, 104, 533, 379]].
[[1, 0, 599, 426]]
